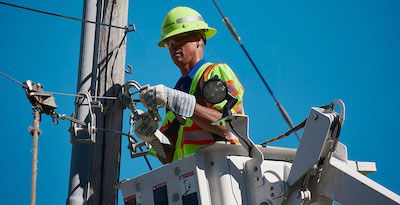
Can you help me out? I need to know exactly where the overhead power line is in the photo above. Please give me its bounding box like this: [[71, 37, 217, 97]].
[[0, 70, 25, 87], [0, 70, 121, 100], [211, 0, 300, 141], [0, 1, 135, 32]]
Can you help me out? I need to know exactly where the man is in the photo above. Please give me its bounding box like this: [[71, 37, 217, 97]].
[[135, 6, 244, 164]]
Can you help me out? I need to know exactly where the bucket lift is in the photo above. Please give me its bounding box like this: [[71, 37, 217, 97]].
[[118, 78, 400, 205]]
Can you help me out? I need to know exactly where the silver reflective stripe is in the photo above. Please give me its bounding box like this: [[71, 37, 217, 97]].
[[176, 15, 204, 24]]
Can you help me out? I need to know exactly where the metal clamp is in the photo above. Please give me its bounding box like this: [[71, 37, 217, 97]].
[[123, 80, 142, 111], [129, 140, 150, 158], [69, 91, 97, 144]]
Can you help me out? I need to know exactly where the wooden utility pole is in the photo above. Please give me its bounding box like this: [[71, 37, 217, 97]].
[[89, 0, 128, 204], [30, 110, 41, 205], [67, 0, 128, 204]]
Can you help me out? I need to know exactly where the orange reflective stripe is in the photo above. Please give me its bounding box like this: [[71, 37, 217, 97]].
[[227, 81, 239, 96], [226, 80, 234, 85], [198, 64, 218, 90], [231, 90, 239, 96], [202, 64, 217, 79]]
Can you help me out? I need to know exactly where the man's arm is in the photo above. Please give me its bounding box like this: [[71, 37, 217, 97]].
[[191, 103, 237, 141], [191, 63, 244, 141]]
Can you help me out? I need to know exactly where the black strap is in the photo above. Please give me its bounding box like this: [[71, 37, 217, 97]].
[[260, 119, 307, 145]]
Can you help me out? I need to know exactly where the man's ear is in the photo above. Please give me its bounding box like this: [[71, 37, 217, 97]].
[[197, 39, 204, 48]]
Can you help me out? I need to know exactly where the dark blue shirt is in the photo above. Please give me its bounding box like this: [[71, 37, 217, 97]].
[[174, 59, 207, 93]]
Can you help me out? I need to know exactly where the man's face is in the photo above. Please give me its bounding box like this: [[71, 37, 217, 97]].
[[166, 32, 203, 68]]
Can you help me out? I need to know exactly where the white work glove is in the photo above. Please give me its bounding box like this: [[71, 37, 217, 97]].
[[134, 111, 158, 142], [134, 110, 170, 158], [140, 84, 196, 117]]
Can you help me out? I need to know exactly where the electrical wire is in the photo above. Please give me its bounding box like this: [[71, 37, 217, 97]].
[[0, 71, 26, 87], [260, 119, 306, 145], [41, 91, 140, 102], [0, 1, 134, 32], [42, 91, 118, 100], [211, 0, 300, 141], [97, 127, 153, 170], [0, 71, 119, 100], [128, 136, 153, 171]]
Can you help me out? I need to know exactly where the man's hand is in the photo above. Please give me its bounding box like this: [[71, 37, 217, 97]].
[[134, 110, 171, 159], [140, 84, 196, 117], [139, 85, 167, 111], [134, 111, 158, 142]]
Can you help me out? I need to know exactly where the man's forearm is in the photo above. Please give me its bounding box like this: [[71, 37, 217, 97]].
[[191, 103, 232, 138]]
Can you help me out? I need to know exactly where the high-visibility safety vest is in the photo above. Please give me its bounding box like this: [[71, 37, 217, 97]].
[[155, 62, 244, 161]]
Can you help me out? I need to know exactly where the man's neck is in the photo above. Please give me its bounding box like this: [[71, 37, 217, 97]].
[[179, 55, 203, 76]]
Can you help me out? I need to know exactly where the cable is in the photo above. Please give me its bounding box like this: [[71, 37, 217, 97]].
[[0, 70, 118, 100], [42, 91, 118, 100], [0, 71, 26, 87], [0, 70, 120, 100], [41, 91, 140, 102], [96, 127, 153, 170], [0, 1, 135, 32], [211, 0, 300, 141], [128, 136, 153, 171], [260, 119, 306, 145]]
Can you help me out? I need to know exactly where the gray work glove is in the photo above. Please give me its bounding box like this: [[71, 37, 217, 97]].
[[140, 84, 196, 117]]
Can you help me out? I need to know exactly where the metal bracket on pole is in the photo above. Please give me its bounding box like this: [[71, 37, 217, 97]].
[[69, 91, 97, 144], [23, 80, 58, 116]]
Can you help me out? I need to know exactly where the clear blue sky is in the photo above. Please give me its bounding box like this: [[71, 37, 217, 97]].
[[1, 0, 399, 204]]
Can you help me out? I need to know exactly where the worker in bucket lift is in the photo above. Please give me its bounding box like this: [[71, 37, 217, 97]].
[[135, 6, 245, 164]]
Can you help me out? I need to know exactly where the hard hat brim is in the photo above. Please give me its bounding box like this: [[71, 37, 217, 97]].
[[158, 27, 217, 48]]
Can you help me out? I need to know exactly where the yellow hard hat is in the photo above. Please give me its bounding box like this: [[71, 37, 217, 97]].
[[158, 6, 217, 47]]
